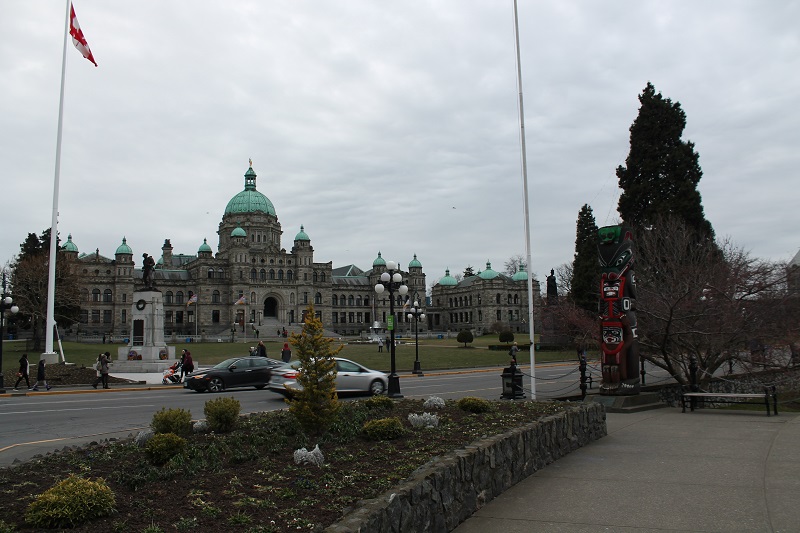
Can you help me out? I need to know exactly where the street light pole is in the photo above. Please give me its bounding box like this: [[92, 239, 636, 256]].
[[407, 295, 426, 376], [374, 260, 408, 398], [1, 273, 21, 394]]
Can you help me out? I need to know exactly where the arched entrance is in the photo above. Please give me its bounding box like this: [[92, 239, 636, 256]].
[[264, 297, 278, 318]]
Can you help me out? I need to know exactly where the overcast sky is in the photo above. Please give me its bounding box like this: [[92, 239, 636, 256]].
[[2, 1, 798, 293]]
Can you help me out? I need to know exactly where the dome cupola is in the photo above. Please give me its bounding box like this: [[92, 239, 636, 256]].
[[438, 268, 458, 287], [224, 161, 277, 216], [62, 234, 79, 253], [294, 225, 310, 241], [115, 237, 132, 255], [478, 260, 500, 280], [372, 251, 387, 268]]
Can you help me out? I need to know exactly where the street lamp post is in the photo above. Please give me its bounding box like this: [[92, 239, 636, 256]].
[[374, 260, 408, 397], [1, 273, 21, 394], [407, 296, 426, 376]]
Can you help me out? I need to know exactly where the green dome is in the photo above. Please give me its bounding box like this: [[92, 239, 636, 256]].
[[198, 238, 212, 253], [478, 260, 500, 280], [408, 254, 422, 268], [224, 164, 276, 216], [372, 251, 386, 267], [512, 265, 528, 281], [231, 226, 246, 238], [115, 237, 132, 255], [62, 233, 79, 253], [294, 225, 310, 241], [438, 268, 458, 287]]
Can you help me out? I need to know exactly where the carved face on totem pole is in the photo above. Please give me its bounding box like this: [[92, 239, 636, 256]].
[[598, 225, 640, 395]]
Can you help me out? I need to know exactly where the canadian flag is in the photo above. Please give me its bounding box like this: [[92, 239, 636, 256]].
[[69, 3, 97, 66]]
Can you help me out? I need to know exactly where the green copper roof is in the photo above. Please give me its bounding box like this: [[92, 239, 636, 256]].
[[512, 265, 528, 281], [224, 164, 276, 216], [198, 238, 212, 253], [408, 254, 422, 268], [438, 268, 457, 286], [231, 226, 246, 237], [115, 237, 132, 255], [373, 251, 386, 267], [478, 260, 499, 280], [62, 233, 79, 253], [294, 225, 310, 241]]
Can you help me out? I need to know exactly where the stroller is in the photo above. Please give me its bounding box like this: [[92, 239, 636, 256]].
[[162, 362, 182, 384]]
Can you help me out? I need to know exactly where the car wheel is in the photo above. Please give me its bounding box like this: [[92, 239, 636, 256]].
[[369, 379, 386, 396], [208, 377, 224, 393]]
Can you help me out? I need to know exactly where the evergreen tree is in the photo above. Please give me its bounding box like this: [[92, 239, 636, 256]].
[[571, 204, 599, 313], [617, 82, 714, 239], [287, 304, 342, 438]]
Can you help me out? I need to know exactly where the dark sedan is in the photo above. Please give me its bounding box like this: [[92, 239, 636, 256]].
[[184, 356, 283, 392]]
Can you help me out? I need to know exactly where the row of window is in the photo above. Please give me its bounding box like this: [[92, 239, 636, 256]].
[[448, 309, 521, 323], [444, 293, 522, 308]]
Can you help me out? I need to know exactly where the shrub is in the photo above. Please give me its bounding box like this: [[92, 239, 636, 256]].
[[457, 396, 492, 414], [363, 395, 394, 410], [204, 397, 241, 433], [144, 433, 187, 466], [498, 330, 515, 343], [362, 417, 407, 440], [456, 329, 474, 347], [408, 412, 440, 428], [423, 396, 446, 410], [151, 407, 192, 436], [134, 428, 154, 447], [293, 444, 325, 467], [26, 475, 116, 528], [0, 520, 13, 533]]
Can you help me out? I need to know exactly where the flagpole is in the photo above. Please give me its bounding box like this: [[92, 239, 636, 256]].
[[43, 0, 72, 362], [512, 0, 536, 399]]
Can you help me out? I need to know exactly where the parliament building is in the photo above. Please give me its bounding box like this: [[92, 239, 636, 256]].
[[61, 163, 540, 339]]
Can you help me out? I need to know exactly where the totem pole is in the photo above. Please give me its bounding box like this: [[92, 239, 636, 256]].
[[598, 224, 640, 395]]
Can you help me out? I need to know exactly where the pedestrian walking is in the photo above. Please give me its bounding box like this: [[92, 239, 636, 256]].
[[92, 352, 111, 389], [377, 337, 384, 353], [281, 342, 291, 363], [180, 349, 194, 380], [30, 359, 51, 391], [13, 353, 30, 390]]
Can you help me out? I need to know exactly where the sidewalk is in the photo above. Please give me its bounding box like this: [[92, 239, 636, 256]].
[[453, 408, 800, 533]]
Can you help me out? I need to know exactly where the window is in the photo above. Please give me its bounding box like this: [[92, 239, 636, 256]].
[[290, 293, 295, 304], [80, 310, 88, 324], [332, 295, 338, 306], [496, 293, 501, 304], [92, 289, 101, 302], [212, 290, 220, 303], [303, 292, 308, 304], [122, 293, 127, 303], [507, 294, 512, 304], [348, 295, 354, 306], [314, 292, 322, 304], [320, 273, 326, 282], [212, 310, 220, 323], [165, 311, 173, 323], [218, 268, 224, 279], [207, 268, 214, 279], [313, 272, 318, 282], [356, 296, 362, 306], [287, 270, 293, 281], [364, 296, 370, 307], [176, 311, 184, 324], [250, 268, 257, 281], [121, 309, 127, 323], [259, 269, 265, 281], [270, 269, 275, 280], [103, 289, 112, 303], [176, 291, 184, 305], [278, 269, 284, 280], [91, 310, 100, 323], [349, 312, 354, 323], [103, 310, 112, 323], [81, 288, 89, 302], [496, 310, 502, 320], [165, 291, 174, 304]]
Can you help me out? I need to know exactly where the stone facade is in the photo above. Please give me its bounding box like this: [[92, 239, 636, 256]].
[[326, 402, 606, 533]]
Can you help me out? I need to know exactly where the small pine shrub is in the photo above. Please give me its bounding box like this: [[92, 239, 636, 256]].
[[362, 417, 407, 440], [457, 397, 492, 414], [423, 396, 446, 410], [204, 397, 241, 433], [25, 475, 116, 529], [144, 432, 187, 466], [151, 407, 193, 436], [363, 395, 394, 410], [408, 412, 440, 428]]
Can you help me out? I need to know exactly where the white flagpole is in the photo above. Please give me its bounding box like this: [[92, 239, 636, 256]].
[[43, 0, 72, 361], [512, 0, 536, 399]]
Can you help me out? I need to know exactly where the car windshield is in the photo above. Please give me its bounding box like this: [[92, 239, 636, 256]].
[[212, 358, 240, 369]]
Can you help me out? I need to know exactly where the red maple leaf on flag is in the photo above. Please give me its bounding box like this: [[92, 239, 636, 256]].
[[69, 3, 97, 66]]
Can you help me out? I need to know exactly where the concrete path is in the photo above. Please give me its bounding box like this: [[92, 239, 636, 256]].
[[453, 408, 800, 533]]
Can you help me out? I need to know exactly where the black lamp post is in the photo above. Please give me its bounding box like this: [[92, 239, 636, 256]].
[[407, 296, 426, 376], [1, 273, 21, 394], [374, 260, 408, 397]]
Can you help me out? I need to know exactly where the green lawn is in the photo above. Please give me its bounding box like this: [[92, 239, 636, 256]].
[[1, 335, 576, 373]]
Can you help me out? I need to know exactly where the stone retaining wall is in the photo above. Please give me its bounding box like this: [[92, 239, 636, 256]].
[[325, 402, 606, 533]]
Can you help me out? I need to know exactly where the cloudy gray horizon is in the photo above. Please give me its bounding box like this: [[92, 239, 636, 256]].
[[2, 1, 798, 293]]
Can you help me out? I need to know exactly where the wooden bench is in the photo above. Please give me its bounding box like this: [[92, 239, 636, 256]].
[[681, 386, 777, 416]]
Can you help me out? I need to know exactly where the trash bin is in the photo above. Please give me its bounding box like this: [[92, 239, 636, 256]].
[[501, 366, 525, 399], [437, 334, 443, 339]]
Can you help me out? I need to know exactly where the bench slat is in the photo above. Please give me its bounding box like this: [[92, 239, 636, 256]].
[[683, 393, 764, 398]]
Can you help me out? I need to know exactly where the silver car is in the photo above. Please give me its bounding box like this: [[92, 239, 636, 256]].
[[268, 357, 388, 396]]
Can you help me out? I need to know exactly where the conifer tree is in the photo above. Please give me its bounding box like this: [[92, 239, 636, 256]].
[[617, 82, 714, 239], [571, 204, 599, 313], [287, 304, 342, 438]]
